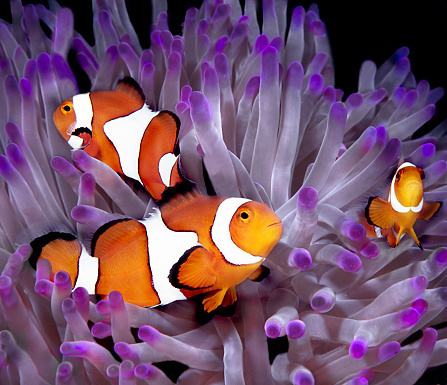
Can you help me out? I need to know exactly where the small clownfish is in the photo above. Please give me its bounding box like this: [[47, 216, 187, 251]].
[[365, 162, 442, 249], [28, 187, 283, 319], [53, 77, 184, 200]]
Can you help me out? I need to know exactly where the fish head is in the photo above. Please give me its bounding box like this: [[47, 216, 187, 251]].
[[229, 201, 283, 259], [394, 164, 424, 207], [53, 95, 93, 150]]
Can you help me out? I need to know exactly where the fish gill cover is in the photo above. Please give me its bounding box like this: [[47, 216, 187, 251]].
[[0, 0, 447, 384]]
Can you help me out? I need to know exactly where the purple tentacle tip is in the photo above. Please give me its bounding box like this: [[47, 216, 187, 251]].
[[34, 279, 53, 297], [360, 241, 379, 259], [351, 377, 368, 385], [289, 248, 313, 271], [412, 298, 428, 316], [189, 91, 212, 124], [120, 360, 135, 379], [337, 250, 362, 273], [398, 308, 420, 329], [80, 172, 96, 191], [344, 221, 366, 242], [60, 341, 86, 356], [138, 325, 161, 344], [378, 341, 401, 361], [73, 287, 89, 303], [349, 338, 368, 359], [54, 271, 72, 290], [435, 249, 447, 265], [95, 299, 111, 315], [307, 73, 324, 96], [114, 342, 129, 357], [330, 101, 348, 124], [0, 275, 12, 295], [421, 143, 436, 158], [310, 290, 334, 313], [57, 362, 73, 379], [37, 52, 53, 74], [395, 57, 410, 74], [371, 88, 387, 103], [135, 364, 158, 379], [411, 275, 428, 291], [108, 290, 123, 307], [297, 186, 318, 210], [71, 205, 95, 223], [72, 149, 90, 166], [293, 370, 314, 385], [62, 298, 76, 314], [265, 319, 282, 339], [286, 319, 306, 339], [346, 92, 363, 109], [91, 321, 111, 339]]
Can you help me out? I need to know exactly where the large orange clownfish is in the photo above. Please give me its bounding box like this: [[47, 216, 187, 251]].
[[28, 187, 283, 317], [365, 162, 442, 249], [53, 77, 184, 200]]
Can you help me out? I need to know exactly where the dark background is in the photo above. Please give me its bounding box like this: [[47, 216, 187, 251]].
[[1, 0, 447, 383], [2, 0, 446, 134]]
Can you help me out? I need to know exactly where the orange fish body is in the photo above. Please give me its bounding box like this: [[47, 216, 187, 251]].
[[53, 77, 183, 200], [365, 162, 441, 249], [29, 189, 283, 315]]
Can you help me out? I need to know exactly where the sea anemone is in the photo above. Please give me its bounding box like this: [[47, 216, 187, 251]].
[[1, 0, 447, 384]]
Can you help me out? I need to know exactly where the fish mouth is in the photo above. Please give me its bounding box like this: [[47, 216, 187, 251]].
[[267, 221, 282, 228], [71, 127, 92, 148]]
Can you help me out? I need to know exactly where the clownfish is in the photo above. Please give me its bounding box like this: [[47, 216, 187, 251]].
[[365, 162, 442, 249], [53, 77, 184, 200], [28, 187, 283, 318]]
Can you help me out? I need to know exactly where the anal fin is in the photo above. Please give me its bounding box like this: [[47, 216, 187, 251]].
[[202, 289, 227, 313]]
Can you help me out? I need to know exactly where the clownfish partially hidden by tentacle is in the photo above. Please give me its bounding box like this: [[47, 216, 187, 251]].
[[364, 162, 442, 249], [27, 186, 283, 320], [53, 77, 185, 200]]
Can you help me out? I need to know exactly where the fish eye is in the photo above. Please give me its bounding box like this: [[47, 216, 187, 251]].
[[241, 211, 249, 219], [421, 171, 425, 180], [61, 103, 72, 114], [396, 171, 401, 181]]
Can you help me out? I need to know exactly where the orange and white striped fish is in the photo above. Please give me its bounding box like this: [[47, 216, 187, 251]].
[[29, 187, 283, 317], [53, 77, 184, 200], [365, 162, 442, 249]]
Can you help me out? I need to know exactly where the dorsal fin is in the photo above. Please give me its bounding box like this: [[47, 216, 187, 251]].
[[158, 182, 224, 234], [158, 180, 202, 209], [115, 76, 146, 105]]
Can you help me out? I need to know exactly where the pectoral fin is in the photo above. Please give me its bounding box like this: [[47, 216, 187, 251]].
[[169, 246, 217, 290], [365, 197, 395, 229], [248, 265, 270, 282], [418, 201, 442, 220]]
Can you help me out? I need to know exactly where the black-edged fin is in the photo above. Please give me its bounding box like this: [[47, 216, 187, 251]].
[[249, 265, 270, 282], [365, 197, 394, 229], [195, 288, 238, 324], [159, 110, 181, 155], [28, 231, 78, 270], [28, 231, 82, 288], [90, 218, 134, 256], [158, 179, 201, 209], [201, 289, 227, 313], [218, 286, 237, 317], [115, 76, 146, 104], [418, 201, 442, 221], [169, 246, 217, 291]]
